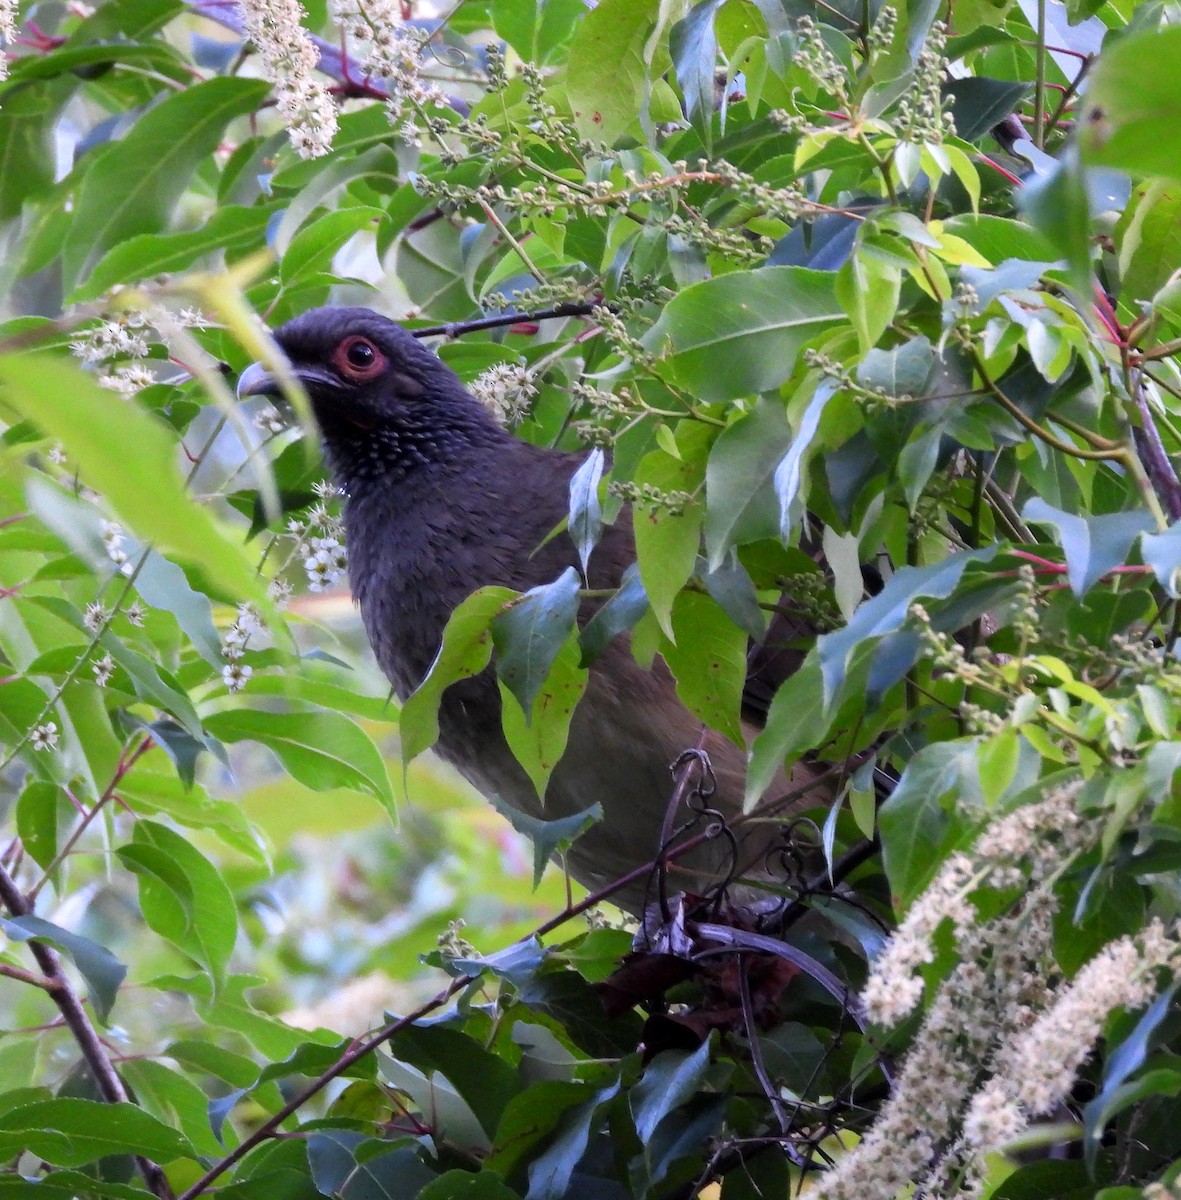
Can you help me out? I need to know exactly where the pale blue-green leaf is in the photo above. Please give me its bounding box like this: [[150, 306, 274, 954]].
[[579, 563, 649, 666], [775, 380, 834, 541], [1023, 499, 1155, 596], [568, 448, 605, 580], [817, 548, 996, 703], [670, 0, 726, 146], [0, 915, 126, 1023], [1140, 521, 1181, 598], [492, 567, 582, 720], [489, 797, 602, 888], [630, 1041, 712, 1142]]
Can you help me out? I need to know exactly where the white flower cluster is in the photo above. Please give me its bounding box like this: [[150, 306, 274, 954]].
[[469, 363, 538, 426], [68, 308, 206, 396], [863, 783, 1093, 1027], [221, 603, 263, 692], [92, 653, 115, 688], [253, 404, 289, 434], [329, 0, 447, 121], [861, 852, 976, 1026], [239, 0, 339, 158], [0, 1, 17, 87], [287, 482, 348, 593], [824, 781, 1176, 1200], [964, 922, 1181, 1146]]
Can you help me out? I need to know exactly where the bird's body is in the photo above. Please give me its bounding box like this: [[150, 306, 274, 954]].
[[239, 307, 825, 914]]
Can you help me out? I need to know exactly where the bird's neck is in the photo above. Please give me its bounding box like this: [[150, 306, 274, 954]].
[[320, 409, 512, 491]]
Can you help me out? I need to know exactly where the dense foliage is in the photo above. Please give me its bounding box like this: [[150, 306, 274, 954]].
[[5, 0, 1181, 1196]]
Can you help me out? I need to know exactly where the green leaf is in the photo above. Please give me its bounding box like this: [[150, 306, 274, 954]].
[[203, 708, 394, 813], [61, 77, 269, 288], [279, 206, 384, 291], [566, 0, 658, 143], [15, 779, 60, 870], [0, 1098, 194, 1167], [390, 1024, 522, 1141], [1081, 27, 1181, 183], [879, 742, 980, 907], [492, 0, 585, 64], [0, 354, 267, 606], [0, 915, 127, 1023], [72, 205, 275, 302], [630, 1041, 712, 1142], [492, 567, 582, 720], [642, 267, 843, 402], [704, 396, 794, 570], [117, 820, 237, 990], [661, 592, 747, 747], [497, 629, 589, 799], [836, 251, 900, 352], [132, 550, 223, 667], [418, 1170, 521, 1200], [579, 563, 649, 666], [632, 425, 711, 640], [1023, 500, 1155, 597], [399, 586, 517, 763]]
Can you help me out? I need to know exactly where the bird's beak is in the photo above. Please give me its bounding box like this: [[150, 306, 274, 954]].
[[236, 361, 341, 401], [236, 361, 278, 400]]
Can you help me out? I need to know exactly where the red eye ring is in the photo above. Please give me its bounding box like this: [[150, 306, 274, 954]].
[[333, 335, 385, 380]]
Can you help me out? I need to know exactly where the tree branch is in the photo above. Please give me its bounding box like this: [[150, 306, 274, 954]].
[[0, 862, 174, 1199], [409, 302, 613, 340]]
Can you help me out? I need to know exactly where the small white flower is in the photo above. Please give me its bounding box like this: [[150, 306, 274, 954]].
[[304, 545, 346, 592], [83, 602, 109, 633], [47, 446, 67, 465], [92, 654, 115, 688], [30, 722, 59, 751], [125, 602, 145, 627], [253, 404, 288, 433], [222, 662, 254, 693], [268, 577, 294, 607]]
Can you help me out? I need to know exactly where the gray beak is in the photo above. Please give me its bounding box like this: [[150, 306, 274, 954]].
[[236, 361, 279, 400]]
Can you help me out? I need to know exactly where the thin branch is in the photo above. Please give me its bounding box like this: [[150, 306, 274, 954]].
[[0, 863, 174, 1199], [1129, 367, 1181, 522], [409, 302, 612, 340]]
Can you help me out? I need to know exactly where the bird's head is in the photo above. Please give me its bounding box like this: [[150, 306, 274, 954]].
[[237, 306, 507, 484]]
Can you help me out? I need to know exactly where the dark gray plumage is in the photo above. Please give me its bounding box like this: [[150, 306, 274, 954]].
[[238, 306, 827, 914]]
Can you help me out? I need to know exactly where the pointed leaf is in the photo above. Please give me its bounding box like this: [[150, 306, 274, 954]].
[[0, 916, 126, 1023], [492, 567, 582, 719], [643, 267, 843, 402]]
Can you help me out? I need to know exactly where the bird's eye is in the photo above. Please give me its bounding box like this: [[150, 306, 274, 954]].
[[333, 335, 385, 380]]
